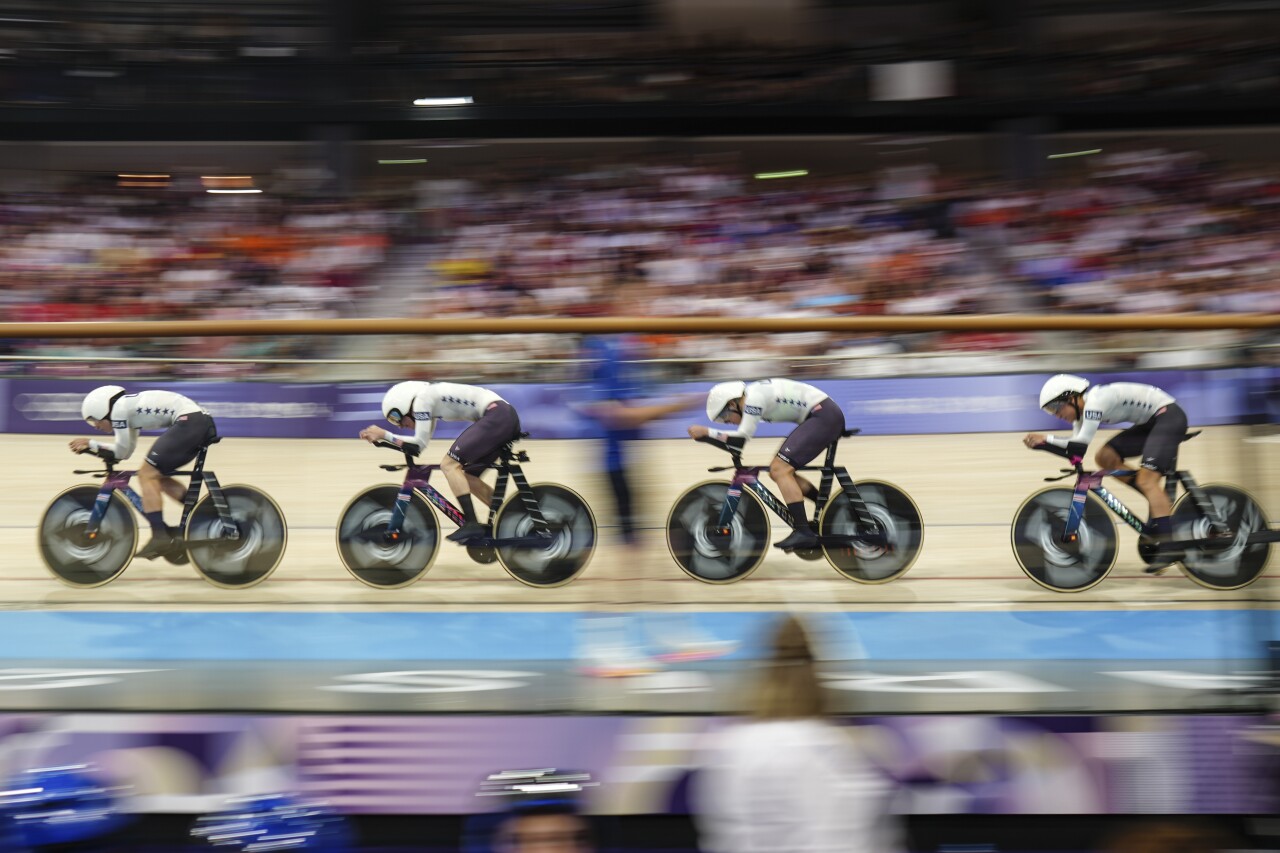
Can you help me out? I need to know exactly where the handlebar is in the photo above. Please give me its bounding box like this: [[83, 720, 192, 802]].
[[1032, 443, 1085, 481], [373, 438, 422, 471], [694, 435, 751, 471], [374, 438, 420, 458], [72, 446, 118, 476]]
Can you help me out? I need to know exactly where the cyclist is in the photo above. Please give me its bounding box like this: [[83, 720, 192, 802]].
[[71, 384, 217, 562], [360, 380, 520, 544], [689, 379, 845, 551], [1025, 373, 1188, 569]]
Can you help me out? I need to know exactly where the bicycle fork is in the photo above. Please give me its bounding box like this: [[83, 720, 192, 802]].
[[85, 472, 136, 537], [387, 468, 441, 539], [716, 473, 768, 535]]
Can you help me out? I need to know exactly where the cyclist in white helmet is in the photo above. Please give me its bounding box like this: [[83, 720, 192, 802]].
[[1025, 373, 1188, 568], [71, 385, 217, 562], [360, 380, 521, 544], [689, 379, 845, 551]]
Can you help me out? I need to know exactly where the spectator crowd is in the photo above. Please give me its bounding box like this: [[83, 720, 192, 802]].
[[2, 146, 1277, 382]]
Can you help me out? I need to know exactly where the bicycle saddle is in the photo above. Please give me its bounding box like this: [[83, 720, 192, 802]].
[[501, 431, 531, 449]]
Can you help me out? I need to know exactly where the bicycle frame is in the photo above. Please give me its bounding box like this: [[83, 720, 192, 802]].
[[710, 438, 879, 534], [1058, 467, 1229, 543], [83, 447, 236, 538], [380, 444, 551, 538]]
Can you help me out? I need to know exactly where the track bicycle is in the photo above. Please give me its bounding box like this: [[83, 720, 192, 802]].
[[336, 436, 597, 589], [1012, 437, 1275, 592], [39, 440, 287, 589], [666, 431, 924, 584]]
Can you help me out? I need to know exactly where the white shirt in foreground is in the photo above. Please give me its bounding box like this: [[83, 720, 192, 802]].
[[694, 719, 902, 853]]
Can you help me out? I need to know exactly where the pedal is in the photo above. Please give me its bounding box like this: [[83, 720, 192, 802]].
[[1138, 536, 1183, 572], [445, 522, 489, 545], [136, 537, 175, 561], [164, 540, 190, 566], [774, 531, 820, 552]]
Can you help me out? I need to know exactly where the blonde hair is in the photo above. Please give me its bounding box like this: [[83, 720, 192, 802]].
[[748, 614, 827, 720]]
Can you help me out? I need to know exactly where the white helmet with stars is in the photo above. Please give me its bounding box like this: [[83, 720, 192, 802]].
[[382, 381, 421, 425], [706, 381, 747, 423], [81, 385, 126, 423]]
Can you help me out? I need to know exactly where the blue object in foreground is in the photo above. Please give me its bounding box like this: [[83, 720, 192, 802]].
[[0, 765, 127, 848], [192, 793, 354, 851]]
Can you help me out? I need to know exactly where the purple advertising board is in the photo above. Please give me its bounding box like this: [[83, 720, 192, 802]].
[[0, 712, 1272, 816], [3, 369, 1275, 440]]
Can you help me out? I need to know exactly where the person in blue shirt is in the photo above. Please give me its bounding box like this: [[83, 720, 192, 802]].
[[579, 333, 695, 546], [574, 292, 734, 676]]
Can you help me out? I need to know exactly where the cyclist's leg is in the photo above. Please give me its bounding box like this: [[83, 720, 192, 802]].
[[768, 457, 805, 504], [772, 400, 844, 548], [1135, 405, 1186, 525], [443, 402, 519, 541], [158, 478, 186, 503], [136, 462, 166, 515], [1129, 406, 1188, 571], [1100, 423, 1149, 493], [797, 476, 818, 501], [465, 472, 494, 509], [773, 402, 843, 499], [138, 413, 209, 556]]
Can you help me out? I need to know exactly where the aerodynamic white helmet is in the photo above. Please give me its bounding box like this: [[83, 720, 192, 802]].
[[706, 380, 747, 423], [382, 381, 421, 426], [1039, 374, 1090, 411], [81, 385, 126, 423]]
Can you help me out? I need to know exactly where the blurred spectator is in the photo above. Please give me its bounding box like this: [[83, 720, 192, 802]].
[[5, 145, 1276, 382], [574, 285, 734, 677], [464, 769, 600, 853], [577, 286, 700, 547], [693, 614, 902, 853], [1, 186, 393, 379], [491, 799, 596, 853]]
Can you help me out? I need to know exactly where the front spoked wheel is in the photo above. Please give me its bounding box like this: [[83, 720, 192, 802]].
[[185, 486, 287, 589], [666, 481, 769, 584], [337, 485, 440, 589], [493, 483, 596, 587], [1012, 487, 1118, 592], [38, 486, 137, 588], [819, 480, 923, 583], [1173, 484, 1271, 590]]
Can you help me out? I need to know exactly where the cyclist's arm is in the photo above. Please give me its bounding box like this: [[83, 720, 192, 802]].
[[709, 406, 763, 442], [384, 412, 435, 454], [589, 396, 695, 430], [1044, 414, 1099, 459], [90, 425, 137, 460]]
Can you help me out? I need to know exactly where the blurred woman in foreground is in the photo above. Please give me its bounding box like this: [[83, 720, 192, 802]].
[[693, 614, 902, 853]]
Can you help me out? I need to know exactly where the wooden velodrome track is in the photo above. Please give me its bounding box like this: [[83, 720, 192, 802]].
[[1, 428, 1275, 610]]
